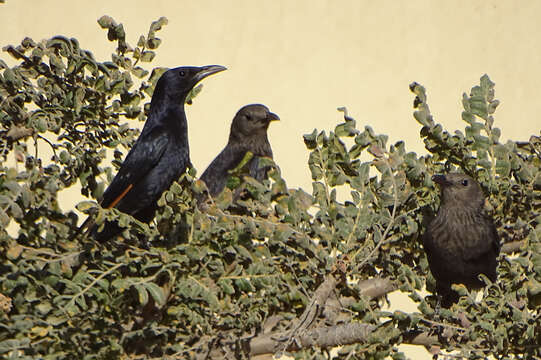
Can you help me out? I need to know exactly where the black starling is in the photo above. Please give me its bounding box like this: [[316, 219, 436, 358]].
[[199, 104, 279, 198], [86, 65, 226, 242], [423, 173, 500, 307]]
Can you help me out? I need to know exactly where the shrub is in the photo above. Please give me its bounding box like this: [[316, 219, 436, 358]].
[[0, 16, 539, 359]]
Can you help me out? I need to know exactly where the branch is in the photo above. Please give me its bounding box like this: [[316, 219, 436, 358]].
[[200, 193, 315, 247], [357, 277, 398, 299], [274, 274, 339, 351], [324, 277, 398, 313], [501, 240, 526, 254], [248, 323, 448, 356], [248, 323, 453, 357], [64, 262, 123, 313], [37, 134, 58, 159], [248, 322, 376, 356], [248, 275, 398, 357], [403, 330, 438, 347], [353, 155, 399, 273]]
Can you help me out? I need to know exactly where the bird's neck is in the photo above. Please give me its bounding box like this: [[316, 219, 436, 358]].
[[441, 193, 483, 211], [150, 90, 186, 111], [228, 132, 271, 156], [437, 201, 480, 226], [146, 100, 188, 142]]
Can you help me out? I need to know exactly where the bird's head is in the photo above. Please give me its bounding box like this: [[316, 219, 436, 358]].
[[230, 104, 280, 138], [432, 173, 484, 208], [153, 65, 227, 104]]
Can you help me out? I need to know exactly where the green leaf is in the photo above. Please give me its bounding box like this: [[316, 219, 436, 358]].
[[134, 284, 149, 306], [226, 176, 241, 190], [137, 35, 146, 47], [303, 129, 318, 149], [9, 202, 22, 219], [97, 15, 115, 29], [0, 208, 9, 227], [218, 279, 235, 295], [413, 109, 431, 127], [144, 282, 166, 307], [146, 38, 161, 49], [230, 151, 254, 175], [186, 83, 202, 104], [149, 17, 168, 33], [235, 278, 253, 292], [131, 66, 148, 79], [140, 51, 155, 62], [76, 201, 96, 212], [111, 279, 130, 292]]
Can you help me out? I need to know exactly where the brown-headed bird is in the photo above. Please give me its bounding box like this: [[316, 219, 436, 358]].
[[423, 173, 500, 307], [88, 65, 226, 242], [199, 104, 279, 198]]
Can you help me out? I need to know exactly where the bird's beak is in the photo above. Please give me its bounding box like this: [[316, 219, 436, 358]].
[[267, 112, 280, 122], [194, 65, 227, 83], [432, 174, 452, 187]]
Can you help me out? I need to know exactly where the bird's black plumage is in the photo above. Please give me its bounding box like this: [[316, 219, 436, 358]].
[[423, 173, 500, 307], [200, 104, 279, 198], [90, 65, 226, 242]]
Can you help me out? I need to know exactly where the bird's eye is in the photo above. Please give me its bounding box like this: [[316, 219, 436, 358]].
[[461, 179, 469, 186], [245, 115, 252, 121], [179, 71, 186, 77]]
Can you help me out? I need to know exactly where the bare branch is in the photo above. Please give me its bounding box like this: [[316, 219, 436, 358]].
[[358, 277, 398, 299], [249, 322, 376, 356], [403, 330, 438, 347], [276, 274, 339, 351], [501, 240, 526, 254]]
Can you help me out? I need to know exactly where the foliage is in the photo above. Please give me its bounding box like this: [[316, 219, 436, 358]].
[[0, 16, 540, 359]]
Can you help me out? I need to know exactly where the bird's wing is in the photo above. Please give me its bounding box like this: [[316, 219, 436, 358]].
[[248, 156, 272, 182], [100, 126, 169, 210], [489, 219, 501, 255], [463, 214, 500, 261], [421, 226, 435, 256], [202, 146, 246, 180], [200, 145, 247, 195]]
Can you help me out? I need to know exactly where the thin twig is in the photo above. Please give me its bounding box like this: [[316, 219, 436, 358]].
[[37, 134, 58, 158], [208, 208, 313, 245], [65, 262, 123, 312], [316, 146, 335, 236], [18, 244, 82, 262], [419, 316, 467, 332], [285, 260, 311, 299], [221, 274, 279, 280], [276, 275, 339, 354], [33, 136, 38, 160], [354, 156, 399, 272], [345, 203, 362, 247], [133, 43, 145, 68]]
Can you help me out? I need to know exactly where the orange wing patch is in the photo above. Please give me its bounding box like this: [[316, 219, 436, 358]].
[[107, 184, 134, 209]]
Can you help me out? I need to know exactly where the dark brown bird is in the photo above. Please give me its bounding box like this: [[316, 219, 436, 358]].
[[199, 104, 279, 198], [423, 173, 500, 307]]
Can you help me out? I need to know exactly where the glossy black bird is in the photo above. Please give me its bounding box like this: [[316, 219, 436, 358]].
[[199, 104, 279, 198], [423, 173, 500, 307], [89, 65, 226, 242]]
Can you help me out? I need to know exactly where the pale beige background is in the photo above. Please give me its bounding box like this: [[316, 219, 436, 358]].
[[1, 1, 539, 358]]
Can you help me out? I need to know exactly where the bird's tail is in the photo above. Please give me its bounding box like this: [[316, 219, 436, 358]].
[[72, 215, 95, 241], [73, 213, 124, 243]]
